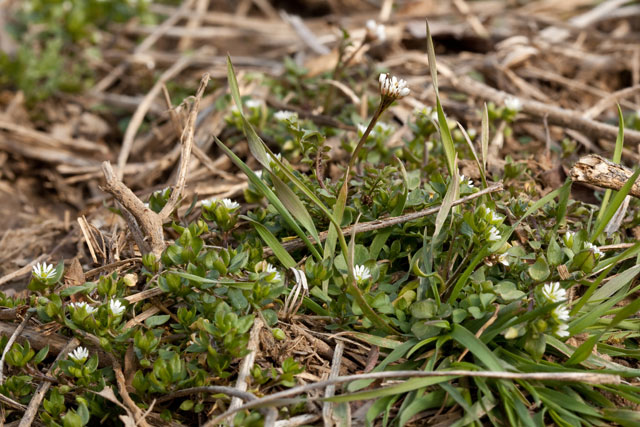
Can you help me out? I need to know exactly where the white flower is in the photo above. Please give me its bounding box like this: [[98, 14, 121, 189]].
[[153, 187, 170, 198], [563, 231, 575, 247], [504, 96, 522, 112], [375, 122, 393, 134], [245, 99, 262, 109], [108, 299, 125, 316], [202, 198, 240, 212], [353, 265, 372, 284], [69, 346, 89, 363], [274, 110, 297, 122], [584, 242, 603, 258], [379, 73, 410, 99], [460, 174, 474, 188], [366, 19, 386, 42], [254, 170, 263, 178], [542, 282, 566, 303], [554, 323, 570, 338], [553, 304, 570, 322], [69, 302, 97, 314], [221, 198, 240, 211], [487, 226, 501, 243], [264, 263, 282, 283], [32, 262, 56, 281], [498, 253, 509, 266]]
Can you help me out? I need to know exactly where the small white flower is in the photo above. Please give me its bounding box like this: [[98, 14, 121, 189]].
[[254, 170, 263, 178], [563, 231, 575, 247], [468, 128, 477, 139], [353, 265, 372, 284], [69, 302, 97, 314], [379, 73, 410, 99], [108, 299, 126, 316], [584, 242, 603, 258], [487, 226, 501, 243], [221, 198, 240, 211], [274, 110, 297, 122], [542, 282, 566, 303], [202, 198, 240, 212], [264, 263, 282, 283], [489, 211, 503, 223], [504, 96, 522, 112], [69, 346, 89, 363], [460, 174, 474, 188], [32, 262, 56, 281], [498, 253, 509, 266], [366, 19, 386, 42], [153, 187, 171, 198], [375, 122, 393, 134], [245, 99, 262, 109], [553, 304, 570, 322], [554, 323, 570, 338]]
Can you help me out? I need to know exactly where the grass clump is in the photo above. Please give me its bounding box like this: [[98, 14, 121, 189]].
[[1, 17, 640, 427]]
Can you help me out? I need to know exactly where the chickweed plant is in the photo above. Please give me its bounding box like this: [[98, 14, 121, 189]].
[[2, 21, 640, 427]]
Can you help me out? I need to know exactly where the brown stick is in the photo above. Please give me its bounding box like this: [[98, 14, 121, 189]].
[[569, 154, 640, 198], [159, 74, 210, 218], [438, 64, 640, 145], [0, 312, 34, 385], [265, 183, 503, 255], [205, 370, 620, 426], [18, 338, 79, 427], [101, 161, 165, 257]]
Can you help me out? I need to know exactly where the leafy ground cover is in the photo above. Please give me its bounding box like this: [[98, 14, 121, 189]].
[[0, 1, 640, 426]]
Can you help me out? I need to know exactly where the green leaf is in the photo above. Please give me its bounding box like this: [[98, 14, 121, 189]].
[[528, 256, 550, 282], [60, 282, 97, 297], [243, 217, 296, 269], [450, 324, 503, 370], [596, 105, 625, 222], [226, 56, 270, 167], [270, 174, 321, 247], [145, 315, 170, 327], [410, 299, 438, 319], [426, 20, 456, 175], [547, 238, 563, 266], [432, 159, 458, 246]]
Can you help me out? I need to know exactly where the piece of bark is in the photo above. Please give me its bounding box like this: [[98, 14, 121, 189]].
[[569, 154, 640, 198]]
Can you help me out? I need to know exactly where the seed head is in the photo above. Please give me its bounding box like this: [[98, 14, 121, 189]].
[[379, 73, 410, 100]]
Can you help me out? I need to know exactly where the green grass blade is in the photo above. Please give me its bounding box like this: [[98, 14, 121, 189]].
[[426, 20, 456, 175], [567, 295, 640, 366], [432, 158, 459, 246], [451, 324, 503, 370], [481, 103, 489, 175], [270, 174, 321, 247], [596, 105, 624, 222], [242, 216, 296, 268], [458, 122, 488, 189], [591, 168, 640, 242], [326, 375, 457, 403]]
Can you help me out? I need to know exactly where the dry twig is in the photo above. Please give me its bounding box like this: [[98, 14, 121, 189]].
[[205, 370, 620, 425], [570, 154, 640, 198]]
